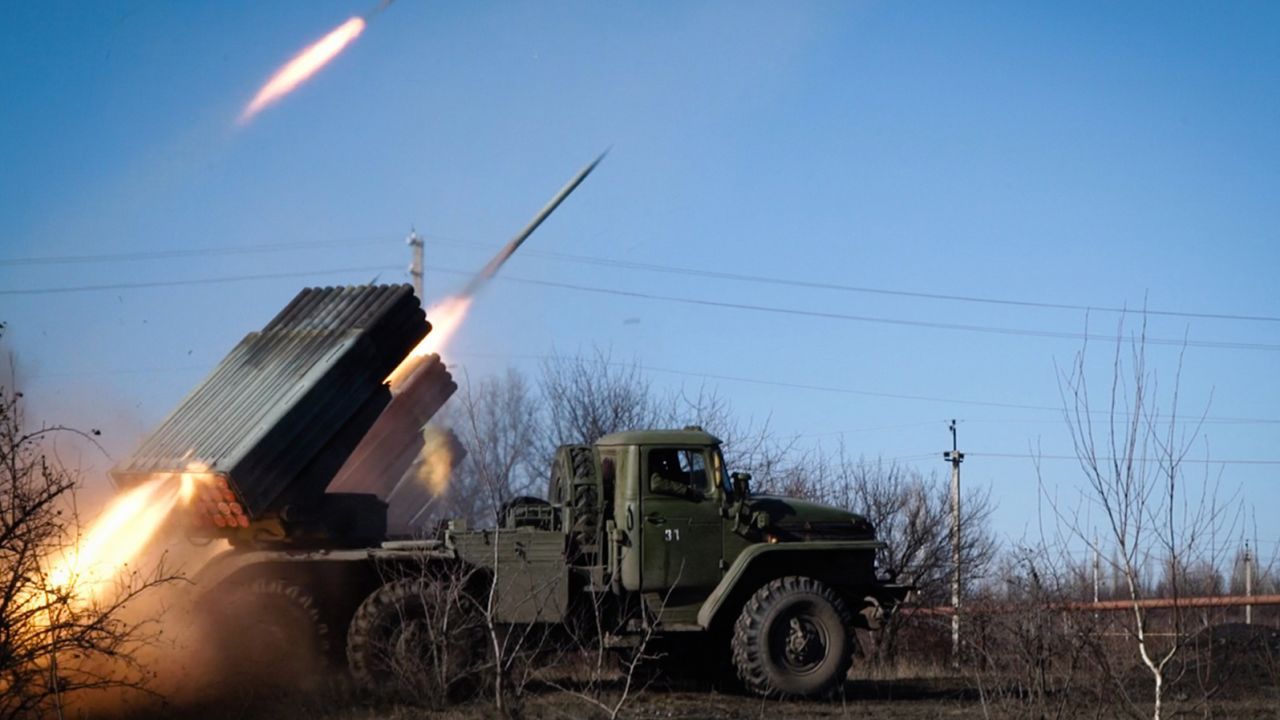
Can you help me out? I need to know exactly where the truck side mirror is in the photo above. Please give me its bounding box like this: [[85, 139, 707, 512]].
[[730, 472, 752, 499]]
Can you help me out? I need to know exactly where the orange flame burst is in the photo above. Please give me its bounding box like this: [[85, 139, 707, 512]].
[[46, 465, 211, 604], [386, 295, 473, 389], [240, 16, 366, 124]]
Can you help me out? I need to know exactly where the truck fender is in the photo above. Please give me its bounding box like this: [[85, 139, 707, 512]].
[[188, 542, 457, 598], [189, 546, 379, 594], [696, 540, 884, 630]]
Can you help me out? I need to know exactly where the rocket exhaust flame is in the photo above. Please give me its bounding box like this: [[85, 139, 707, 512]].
[[386, 295, 472, 389], [240, 16, 366, 124], [44, 465, 211, 605], [386, 152, 606, 388]]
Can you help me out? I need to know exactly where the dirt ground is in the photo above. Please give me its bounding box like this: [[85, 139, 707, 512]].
[[93, 622, 1280, 720], [113, 675, 1279, 720]]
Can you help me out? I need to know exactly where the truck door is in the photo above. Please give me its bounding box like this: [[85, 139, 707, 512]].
[[640, 446, 723, 600]]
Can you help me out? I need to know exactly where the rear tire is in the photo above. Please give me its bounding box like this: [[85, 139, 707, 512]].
[[346, 577, 485, 699], [204, 579, 330, 690], [731, 576, 854, 698]]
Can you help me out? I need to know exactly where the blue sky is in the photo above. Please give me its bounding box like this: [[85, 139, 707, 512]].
[[2, 1, 1277, 562]]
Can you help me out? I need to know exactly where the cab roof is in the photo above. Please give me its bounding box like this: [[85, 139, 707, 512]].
[[595, 427, 722, 447]]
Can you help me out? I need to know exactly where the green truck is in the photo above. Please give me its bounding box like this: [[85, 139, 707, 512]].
[[190, 427, 910, 698], [116, 285, 909, 698]]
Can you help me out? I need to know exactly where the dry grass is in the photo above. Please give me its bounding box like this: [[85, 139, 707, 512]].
[[78, 655, 1280, 720]]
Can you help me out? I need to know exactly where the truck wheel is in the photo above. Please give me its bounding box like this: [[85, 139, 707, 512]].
[[347, 578, 484, 697], [731, 576, 854, 698], [206, 579, 330, 688]]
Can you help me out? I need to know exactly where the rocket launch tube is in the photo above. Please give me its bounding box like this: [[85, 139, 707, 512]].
[[461, 150, 607, 298]]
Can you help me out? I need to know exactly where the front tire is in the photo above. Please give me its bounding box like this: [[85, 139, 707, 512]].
[[731, 576, 854, 698]]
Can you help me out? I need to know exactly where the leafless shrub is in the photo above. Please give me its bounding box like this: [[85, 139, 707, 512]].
[[545, 575, 679, 720], [453, 371, 566, 718], [481, 561, 560, 716], [358, 563, 488, 708], [0, 341, 176, 720], [962, 545, 1108, 720]]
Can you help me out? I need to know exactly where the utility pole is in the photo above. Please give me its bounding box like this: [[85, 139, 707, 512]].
[[944, 419, 964, 668], [1093, 531, 1101, 604], [1244, 542, 1253, 625], [407, 228, 424, 299]]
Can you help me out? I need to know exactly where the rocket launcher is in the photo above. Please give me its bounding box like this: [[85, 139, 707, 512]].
[[110, 284, 454, 545]]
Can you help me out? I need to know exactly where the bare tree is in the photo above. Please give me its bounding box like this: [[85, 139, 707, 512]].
[[664, 382, 800, 480], [0, 339, 174, 720], [828, 454, 997, 665], [539, 348, 667, 449], [538, 347, 800, 485], [1048, 315, 1235, 720], [837, 455, 997, 604], [436, 368, 543, 527]]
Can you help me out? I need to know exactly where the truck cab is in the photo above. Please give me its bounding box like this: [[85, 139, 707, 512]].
[[536, 427, 909, 695]]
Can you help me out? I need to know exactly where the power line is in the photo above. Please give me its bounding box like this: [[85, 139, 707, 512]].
[[30, 365, 211, 379], [5, 231, 1277, 324], [967, 451, 1280, 466], [633, 366, 1280, 432], [870, 450, 1280, 468], [7, 264, 1277, 423], [0, 236, 398, 267], [423, 266, 1280, 353], [0, 265, 402, 295], [31, 351, 1280, 427], [425, 234, 1280, 324], [1053, 541, 1280, 559], [881, 453, 944, 463], [803, 420, 951, 438], [13, 261, 1275, 353], [37, 348, 1280, 425], [636, 362, 1071, 411], [450, 351, 1280, 425]]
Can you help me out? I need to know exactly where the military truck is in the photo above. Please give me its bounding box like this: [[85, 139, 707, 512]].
[[115, 284, 910, 698]]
